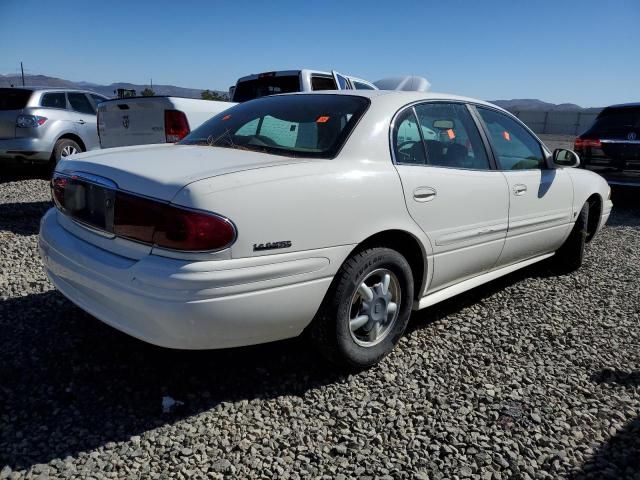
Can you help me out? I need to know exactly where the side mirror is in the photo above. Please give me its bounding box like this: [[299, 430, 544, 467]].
[[553, 148, 580, 168]]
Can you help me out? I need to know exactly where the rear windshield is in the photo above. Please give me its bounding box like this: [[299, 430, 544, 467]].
[[232, 75, 301, 102], [180, 94, 370, 159], [0, 88, 33, 110], [592, 106, 640, 132]]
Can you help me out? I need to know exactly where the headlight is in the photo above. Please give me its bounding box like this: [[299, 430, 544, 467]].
[[16, 115, 47, 128]]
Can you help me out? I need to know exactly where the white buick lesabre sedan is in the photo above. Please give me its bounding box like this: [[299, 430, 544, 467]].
[[39, 91, 612, 368]]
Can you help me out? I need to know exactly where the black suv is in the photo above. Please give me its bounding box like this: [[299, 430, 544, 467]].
[[574, 103, 640, 185]]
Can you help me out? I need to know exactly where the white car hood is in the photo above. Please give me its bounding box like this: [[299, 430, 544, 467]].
[[56, 143, 305, 201]]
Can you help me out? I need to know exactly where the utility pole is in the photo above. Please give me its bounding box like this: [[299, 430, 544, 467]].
[[20, 62, 25, 86], [150, 78, 153, 90]]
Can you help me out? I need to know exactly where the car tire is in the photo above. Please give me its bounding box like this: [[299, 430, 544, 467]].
[[309, 247, 414, 369], [554, 202, 589, 273], [51, 138, 82, 164]]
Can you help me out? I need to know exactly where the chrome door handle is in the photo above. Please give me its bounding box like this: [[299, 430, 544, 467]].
[[77, 119, 86, 125], [413, 187, 437, 202], [513, 184, 527, 196]]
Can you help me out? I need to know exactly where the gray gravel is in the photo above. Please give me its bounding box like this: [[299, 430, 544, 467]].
[[1, 172, 639, 480]]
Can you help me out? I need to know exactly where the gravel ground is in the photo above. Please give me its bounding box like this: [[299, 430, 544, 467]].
[[1, 170, 639, 480]]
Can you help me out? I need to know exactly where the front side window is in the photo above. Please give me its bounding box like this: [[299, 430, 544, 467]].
[[90, 94, 107, 107], [41, 92, 67, 109], [68, 92, 95, 114], [477, 107, 546, 170], [353, 81, 375, 90], [413, 103, 490, 170], [180, 94, 369, 159], [311, 76, 337, 91]]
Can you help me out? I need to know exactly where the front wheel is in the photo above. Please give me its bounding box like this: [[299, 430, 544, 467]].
[[309, 247, 414, 369], [553, 202, 589, 273]]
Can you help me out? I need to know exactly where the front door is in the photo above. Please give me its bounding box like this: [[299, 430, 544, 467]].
[[475, 106, 573, 267], [392, 102, 510, 293], [67, 92, 99, 151]]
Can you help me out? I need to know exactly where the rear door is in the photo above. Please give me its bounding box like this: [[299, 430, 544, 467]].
[[393, 102, 510, 292], [67, 92, 100, 150], [475, 106, 573, 267]]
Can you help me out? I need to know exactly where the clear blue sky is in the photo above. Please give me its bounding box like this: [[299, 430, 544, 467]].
[[1, 0, 638, 107]]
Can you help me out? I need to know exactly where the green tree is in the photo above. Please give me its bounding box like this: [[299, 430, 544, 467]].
[[201, 89, 229, 101], [141, 87, 155, 97]]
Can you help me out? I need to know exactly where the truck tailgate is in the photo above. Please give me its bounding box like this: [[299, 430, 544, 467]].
[[98, 97, 234, 149]]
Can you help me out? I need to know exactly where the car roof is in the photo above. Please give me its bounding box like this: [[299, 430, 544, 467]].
[[284, 89, 502, 110], [1, 86, 106, 95], [601, 102, 640, 109]]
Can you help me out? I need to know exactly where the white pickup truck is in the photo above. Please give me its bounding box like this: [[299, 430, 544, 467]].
[[98, 70, 429, 149]]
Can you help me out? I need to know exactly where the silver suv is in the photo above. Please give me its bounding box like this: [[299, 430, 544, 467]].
[[0, 87, 109, 164]]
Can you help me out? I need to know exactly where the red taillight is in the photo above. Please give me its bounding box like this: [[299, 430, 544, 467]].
[[51, 174, 235, 252], [164, 110, 190, 142], [574, 137, 601, 149], [113, 192, 236, 251], [51, 175, 68, 209]]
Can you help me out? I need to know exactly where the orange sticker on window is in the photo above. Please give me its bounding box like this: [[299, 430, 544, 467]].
[[447, 129, 456, 140], [222, 114, 231, 121], [316, 116, 330, 123], [503, 131, 511, 141]]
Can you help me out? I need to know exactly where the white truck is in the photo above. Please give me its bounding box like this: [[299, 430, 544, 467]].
[[98, 70, 428, 149]]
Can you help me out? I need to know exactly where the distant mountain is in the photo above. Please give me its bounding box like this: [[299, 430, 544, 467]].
[[490, 98, 603, 113], [0, 74, 226, 99]]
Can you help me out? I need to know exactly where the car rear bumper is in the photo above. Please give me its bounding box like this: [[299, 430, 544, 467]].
[[39, 208, 345, 349], [0, 137, 51, 162]]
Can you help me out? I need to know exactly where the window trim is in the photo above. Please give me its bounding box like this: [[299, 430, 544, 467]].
[[389, 100, 495, 171], [472, 104, 553, 171]]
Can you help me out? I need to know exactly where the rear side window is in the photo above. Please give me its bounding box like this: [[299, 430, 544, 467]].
[[68, 93, 95, 114], [181, 94, 369, 159], [393, 108, 427, 165], [41, 92, 67, 109], [311, 76, 337, 91], [477, 107, 545, 170], [414, 103, 490, 170], [232, 75, 300, 102], [592, 107, 640, 133], [0, 89, 33, 110]]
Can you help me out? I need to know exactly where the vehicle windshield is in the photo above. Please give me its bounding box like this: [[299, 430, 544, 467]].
[[0, 88, 33, 110], [592, 106, 640, 133], [232, 74, 301, 102], [180, 94, 370, 159]]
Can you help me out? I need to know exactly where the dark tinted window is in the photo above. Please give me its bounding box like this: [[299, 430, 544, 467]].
[[592, 106, 640, 133], [335, 74, 349, 89], [478, 107, 545, 170], [414, 103, 490, 170], [41, 92, 67, 109], [353, 81, 375, 90], [232, 74, 300, 102], [0, 88, 33, 110], [311, 76, 337, 91], [68, 92, 95, 114], [90, 94, 107, 106], [180, 94, 369, 159]]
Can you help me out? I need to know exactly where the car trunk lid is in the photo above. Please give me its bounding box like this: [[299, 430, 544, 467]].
[[57, 143, 305, 201], [0, 89, 34, 139]]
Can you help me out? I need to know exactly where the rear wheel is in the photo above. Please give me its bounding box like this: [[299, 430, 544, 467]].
[[51, 138, 82, 164], [554, 202, 589, 273], [309, 247, 414, 369]]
